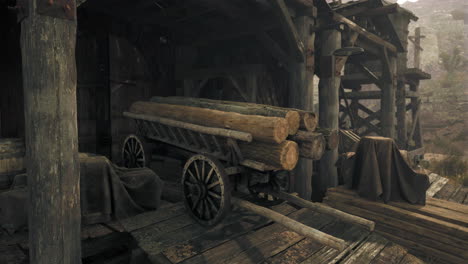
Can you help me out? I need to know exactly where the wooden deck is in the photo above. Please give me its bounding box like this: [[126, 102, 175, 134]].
[[427, 173, 468, 204], [119, 200, 424, 264], [325, 187, 468, 264]]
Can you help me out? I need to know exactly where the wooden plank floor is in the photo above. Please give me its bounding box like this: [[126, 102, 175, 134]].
[[325, 187, 468, 264], [427, 173, 468, 205], [121, 201, 424, 264]]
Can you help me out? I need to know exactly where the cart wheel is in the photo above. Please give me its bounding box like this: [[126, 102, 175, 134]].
[[182, 155, 231, 226], [122, 134, 149, 168]]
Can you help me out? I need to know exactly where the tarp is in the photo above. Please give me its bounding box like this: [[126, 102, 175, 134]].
[[340, 136, 430, 204], [0, 154, 163, 232]]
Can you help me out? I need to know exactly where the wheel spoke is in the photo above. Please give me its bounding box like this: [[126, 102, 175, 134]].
[[204, 200, 212, 220], [193, 160, 201, 182], [205, 167, 215, 184], [187, 169, 197, 183], [201, 160, 205, 182], [191, 195, 201, 211], [208, 191, 221, 200], [207, 181, 220, 190], [206, 196, 219, 212], [136, 145, 143, 156]]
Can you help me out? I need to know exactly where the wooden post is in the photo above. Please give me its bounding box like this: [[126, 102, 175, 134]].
[[20, 1, 81, 263], [318, 28, 341, 192], [410, 82, 423, 148], [381, 49, 397, 139], [396, 81, 407, 148], [289, 15, 315, 199], [414, 27, 421, 69]]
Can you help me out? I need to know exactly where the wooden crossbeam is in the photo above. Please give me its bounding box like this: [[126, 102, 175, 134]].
[[342, 91, 381, 100], [332, 13, 397, 54], [338, 4, 400, 17], [270, 0, 305, 61]]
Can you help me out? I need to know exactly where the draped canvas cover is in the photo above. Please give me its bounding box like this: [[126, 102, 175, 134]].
[[341, 136, 429, 204]]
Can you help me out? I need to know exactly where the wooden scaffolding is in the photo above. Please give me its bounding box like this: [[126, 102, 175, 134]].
[[334, 0, 431, 150]]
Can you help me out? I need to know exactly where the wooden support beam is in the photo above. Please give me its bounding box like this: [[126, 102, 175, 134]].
[[396, 81, 407, 148], [332, 13, 398, 54], [270, 0, 305, 61], [20, 0, 81, 263], [341, 91, 381, 100], [232, 197, 346, 250], [380, 47, 397, 139], [289, 15, 315, 199], [339, 4, 400, 18], [318, 28, 341, 192], [267, 190, 375, 231]]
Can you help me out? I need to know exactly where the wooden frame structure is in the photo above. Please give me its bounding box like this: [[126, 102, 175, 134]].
[[4, 0, 431, 261], [333, 0, 431, 150]]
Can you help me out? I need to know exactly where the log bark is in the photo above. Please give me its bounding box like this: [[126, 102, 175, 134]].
[[298, 111, 318, 132], [267, 190, 375, 231], [123, 112, 253, 142], [129, 101, 289, 144], [239, 140, 299, 170], [20, 1, 81, 262], [315, 128, 340, 150], [232, 197, 346, 250], [150, 96, 300, 135], [289, 131, 325, 160]]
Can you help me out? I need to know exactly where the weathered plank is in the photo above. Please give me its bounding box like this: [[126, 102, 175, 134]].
[[376, 229, 463, 264], [377, 222, 468, 261], [120, 203, 186, 232], [182, 209, 333, 264], [434, 181, 462, 200], [340, 233, 388, 264], [326, 191, 468, 241], [369, 243, 408, 264], [300, 225, 369, 264], [388, 200, 468, 228], [398, 253, 425, 264], [326, 200, 468, 264], [449, 187, 468, 204], [226, 212, 335, 264], [270, 220, 368, 264], [163, 203, 297, 263], [426, 174, 449, 197]]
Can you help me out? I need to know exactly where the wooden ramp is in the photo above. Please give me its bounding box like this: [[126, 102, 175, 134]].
[[120, 201, 424, 264], [325, 187, 468, 264]]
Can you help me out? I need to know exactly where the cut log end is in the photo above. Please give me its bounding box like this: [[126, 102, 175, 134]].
[[300, 112, 318, 132], [280, 141, 300, 171], [273, 118, 290, 144], [285, 111, 300, 135]]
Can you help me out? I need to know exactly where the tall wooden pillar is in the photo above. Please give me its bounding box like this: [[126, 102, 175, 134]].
[[396, 81, 407, 147], [318, 29, 341, 192], [381, 52, 397, 139], [20, 1, 81, 263], [410, 82, 422, 148], [289, 16, 315, 199]]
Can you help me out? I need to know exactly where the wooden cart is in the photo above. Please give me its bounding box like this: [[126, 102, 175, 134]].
[[122, 111, 374, 250]]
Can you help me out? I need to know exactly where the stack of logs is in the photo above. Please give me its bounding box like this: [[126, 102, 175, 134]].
[[128, 97, 338, 170]]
